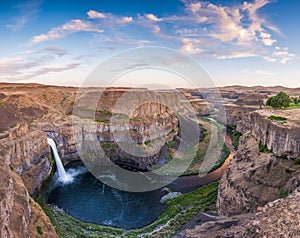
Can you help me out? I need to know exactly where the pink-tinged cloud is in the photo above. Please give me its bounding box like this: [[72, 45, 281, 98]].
[[32, 19, 103, 43]]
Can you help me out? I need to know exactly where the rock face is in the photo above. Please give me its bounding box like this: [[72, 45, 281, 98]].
[[1, 123, 51, 196], [0, 123, 57, 238], [175, 188, 300, 238], [252, 188, 300, 237], [218, 110, 300, 216], [237, 109, 300, 158]]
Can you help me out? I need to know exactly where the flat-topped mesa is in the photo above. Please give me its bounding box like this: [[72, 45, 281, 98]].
[[237, 109, 300, 158]]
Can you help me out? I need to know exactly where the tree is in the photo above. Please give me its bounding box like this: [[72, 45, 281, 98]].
[[266, 91, 291, 108]]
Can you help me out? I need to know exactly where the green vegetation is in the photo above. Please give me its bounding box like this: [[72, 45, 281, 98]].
[[36, 226, 43, 235], [266, 91, 291, 108], [268, 115, 287, 122], [98, 109, 112, 115], [36, 195, 123, 238], [279, 188, 291, 199], [290, 96, 300, 106], [179, 117, 228, 176], [229, 126, 242, 150], [78, 106, 113, 115], [259, 142, 272, 153], [37, 182, 219, 238], [293, 158, 300, 165], [94, 118, 110, 124], [0, 101, 6, 108], [208, 144, 230, 172], [288, 101, 300, 109]]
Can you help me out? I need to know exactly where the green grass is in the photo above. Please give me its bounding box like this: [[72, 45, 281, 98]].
[[98, 109, 112, 115], [94, 118, 110, 124], [36, 226, 43, 235], [177, 117, 227, 176], [268, 115, 287, 122], [288, 102, 300, 109], [37, 182, 219, 238], [0, 101, 6, 108]]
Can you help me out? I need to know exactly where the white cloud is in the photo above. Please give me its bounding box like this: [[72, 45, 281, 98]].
[[263, 56, 276, 63], [255, 69, 274, 76], [32, 19, 103, 43], [178, 0, 280, 58], [189, 2, 202, 13], [217, 51, 257, 59], [262, 47, 296, 64], [0, 55, 54, 75], [273, 47, 296, 64], [5, 63, 81, 82], [145, 14, 163, 22], [121, 16, 133, 23], [260, 32, 277, 46], [7, 0, 43, 31], [26, 46, 68, 57], [243, 68, 274, 76], [87, 10, 106, 19], [87, 10, 133, 25], [152, 25, 161, 34], [180, 38, 204, 54]]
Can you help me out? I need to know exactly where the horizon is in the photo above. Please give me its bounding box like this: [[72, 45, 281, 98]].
[[1, 81, 300, 90], [0, 0, 299, 88]]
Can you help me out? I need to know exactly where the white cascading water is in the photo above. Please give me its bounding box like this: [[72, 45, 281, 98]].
[[47, 138, 70, 182]]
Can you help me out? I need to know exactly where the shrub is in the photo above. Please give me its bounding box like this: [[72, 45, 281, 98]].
[[266, 91, 291, 108], [36, 226, 43, 235], [293, 158, 300, 165], [231, 131, 242, 150], [279, 189, 290, 199], [259, 142, 272, 153]]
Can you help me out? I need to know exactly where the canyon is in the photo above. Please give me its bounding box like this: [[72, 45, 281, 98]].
[[1, 83, 300, 237]]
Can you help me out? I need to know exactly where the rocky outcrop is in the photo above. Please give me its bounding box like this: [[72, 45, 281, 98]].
[[217, 131, 300, 216], [175, 188, 300, 238], [237, 109, 300, 158], [1, 123, 51, 196], [252, 187, 300, 237], [33, 121, 79, 165], [0, 123, 57, 238], [224, 104, 259, 126]]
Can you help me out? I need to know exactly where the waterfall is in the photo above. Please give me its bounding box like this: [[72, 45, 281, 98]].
[[47, 138, 70, 182]]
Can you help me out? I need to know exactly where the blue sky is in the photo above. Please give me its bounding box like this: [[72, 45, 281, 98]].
[[0, 0, 299, 87]]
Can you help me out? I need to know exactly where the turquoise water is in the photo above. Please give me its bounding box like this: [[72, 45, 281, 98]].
[[45, 164, 167, 229]]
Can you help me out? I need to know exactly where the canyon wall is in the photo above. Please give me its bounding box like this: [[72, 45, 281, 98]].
[[218, 109, 300, 216], [237, 109, 300, 158], [0, 123, 57, 238]]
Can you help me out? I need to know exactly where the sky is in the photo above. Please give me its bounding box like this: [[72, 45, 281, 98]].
[[0, 0, 299, 88]]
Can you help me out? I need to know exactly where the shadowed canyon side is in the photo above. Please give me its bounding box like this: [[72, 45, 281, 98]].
[[0, 123, 57, 238]]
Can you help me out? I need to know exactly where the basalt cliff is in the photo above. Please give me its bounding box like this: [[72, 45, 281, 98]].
[[0, 83, 207, 237], [1, 83, 300, 237]]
